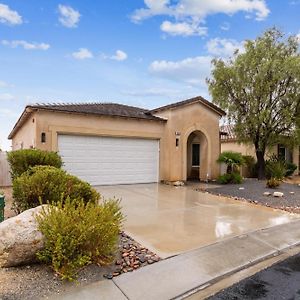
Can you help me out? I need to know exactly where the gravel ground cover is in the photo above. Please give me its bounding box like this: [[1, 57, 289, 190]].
[[208, 252, 300, 300], [205, 179, 300, 213], [0, 231, 161, 300]]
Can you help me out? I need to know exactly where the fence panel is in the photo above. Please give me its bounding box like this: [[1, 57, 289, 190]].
[[0, 152, 12, 187]]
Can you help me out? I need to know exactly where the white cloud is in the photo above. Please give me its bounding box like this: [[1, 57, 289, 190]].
[[102, 50, 128, 61], [132, 0, 270, 22], [149, 56, 212, 85], [72, 48, 93, 60], [206, 38, 244, 57], [1, 40, 50, 50], [0, 3, 22, 25], [132, 0, 270, 36], [220, 22, 230, 31], [0, 93, 14, 101], [111, 50, 128, 61], [58, 4, 80, 28], [0, 80, 13, 88], [160, 21, 207, 36]]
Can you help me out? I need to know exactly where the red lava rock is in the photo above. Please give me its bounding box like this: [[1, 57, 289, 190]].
[[113, 231, 162, 277]]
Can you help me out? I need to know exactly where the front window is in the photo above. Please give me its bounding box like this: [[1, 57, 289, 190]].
[[192, 144, 200, 166]]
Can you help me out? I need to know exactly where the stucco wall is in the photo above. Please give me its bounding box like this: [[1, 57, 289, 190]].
[[12, 113, 36, 150], [221, 142, 256, 157], [221, 142, 299, 175], [11, 102, 222, 181], [154, 102, 221, 181]]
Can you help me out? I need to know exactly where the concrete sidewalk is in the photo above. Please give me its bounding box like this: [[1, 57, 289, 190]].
[[51, 219, 300, 300]]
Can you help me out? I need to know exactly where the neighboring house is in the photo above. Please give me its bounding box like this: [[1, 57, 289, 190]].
[[8, 96, 225, 185], [220, 124, 300, 175]]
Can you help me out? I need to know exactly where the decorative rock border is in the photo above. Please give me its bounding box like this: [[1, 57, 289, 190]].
[[103, 232, 161, 279], [195, 188, 300, 214]]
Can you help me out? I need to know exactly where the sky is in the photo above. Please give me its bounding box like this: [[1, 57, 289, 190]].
[[0, 0, 299, 150]]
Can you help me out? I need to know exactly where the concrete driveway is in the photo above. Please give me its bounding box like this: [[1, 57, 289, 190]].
[[96, 183, 298, 258]]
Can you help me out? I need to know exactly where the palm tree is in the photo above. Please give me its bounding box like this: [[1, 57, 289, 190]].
[[217, 151, 245, 174]]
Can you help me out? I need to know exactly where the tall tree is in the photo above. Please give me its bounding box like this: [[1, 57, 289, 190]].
[[208, 28, 300, 179]]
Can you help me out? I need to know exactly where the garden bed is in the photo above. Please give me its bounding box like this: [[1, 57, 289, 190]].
[[203, 178, 300, 214], [0, 231, 161, 300]]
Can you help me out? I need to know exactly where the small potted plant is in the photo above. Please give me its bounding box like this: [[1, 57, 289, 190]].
[[0, 190, 5, 222]]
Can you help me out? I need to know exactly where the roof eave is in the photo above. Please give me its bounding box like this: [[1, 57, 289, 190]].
[[150, 97, 226, 117], [8, 106, 35, 139]]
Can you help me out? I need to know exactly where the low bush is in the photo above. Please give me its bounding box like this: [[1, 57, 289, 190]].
[[12, 166, 99, 213], [265, 155, 286, 180], [217, 172, 243, 184], [242, 155, 257, 178], [7, 149, 62, 179], [285, 162, 297, 177], [36, 198, 123, 280], [266, 178, 281, 188]]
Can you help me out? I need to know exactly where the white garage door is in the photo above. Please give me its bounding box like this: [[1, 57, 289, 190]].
[[58, 134, 159, 185]]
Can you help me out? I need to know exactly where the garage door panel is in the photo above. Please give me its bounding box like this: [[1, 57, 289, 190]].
[[58, 135, 159, 185]]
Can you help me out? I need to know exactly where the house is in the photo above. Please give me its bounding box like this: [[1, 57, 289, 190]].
[[220, 124, 300, 175], [8, 96, 225, 185]]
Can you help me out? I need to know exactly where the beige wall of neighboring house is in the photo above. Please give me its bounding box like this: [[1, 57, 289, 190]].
[[9, 97, 225, 183], [220, 125, 300, 175]]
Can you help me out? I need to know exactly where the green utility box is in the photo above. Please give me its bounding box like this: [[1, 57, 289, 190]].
[[0, 195, 5, 222]]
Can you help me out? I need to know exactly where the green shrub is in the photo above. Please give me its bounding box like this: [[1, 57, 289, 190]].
[[36, 198, 123, 281], [217, 151, 245, 174], [217, 172, 243, 184], [7, 149, 62, 179], [242, 155, 257, 178], [265, 155, 287, 180], [230, 172, 243, 184], [285, 162, 297, 177], [12, 166, 99, 213], [266, 178, 281, 188]]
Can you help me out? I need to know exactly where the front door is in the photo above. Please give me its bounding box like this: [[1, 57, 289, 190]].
[[191, 143, 200, 179]]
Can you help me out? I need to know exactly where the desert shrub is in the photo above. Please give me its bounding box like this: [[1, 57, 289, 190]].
[[12, 166, 99, 213], [217, 172, 243, 184], [285, 162, 297, 177], [230, 172, 243, 184], [242, 155, 257, 178], [217, 173, 232, 184], [36, 198, 123, 280], [217, 151, 245, 174], [266, 178, 281, 188], [265, 155, 287, 180], [7, 149, 62, 179]]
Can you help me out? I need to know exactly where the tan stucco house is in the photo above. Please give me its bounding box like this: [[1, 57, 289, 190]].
[[8, 96, 225, 185], [220, 124, 300, 175]]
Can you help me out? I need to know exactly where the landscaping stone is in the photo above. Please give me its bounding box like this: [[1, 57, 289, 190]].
[[273, 192, 284, 197], [208, 179, 299, 213], [103, 232, 162, 279], [163, 180, 185, 187], [0, 205, 47, 268]]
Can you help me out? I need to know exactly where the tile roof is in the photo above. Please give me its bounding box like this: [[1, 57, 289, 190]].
[[8, 97, 226, 139], [220, 124, 237, 141], [150, 96, 226, 116], [28, 102, 166, 121]]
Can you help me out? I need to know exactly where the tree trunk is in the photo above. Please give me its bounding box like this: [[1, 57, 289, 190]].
[[256, 150, 266, 180]]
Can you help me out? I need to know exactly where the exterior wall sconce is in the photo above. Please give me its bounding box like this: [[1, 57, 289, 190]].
[[175, 131, 181, 147], [41, 132, 46, 143]]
